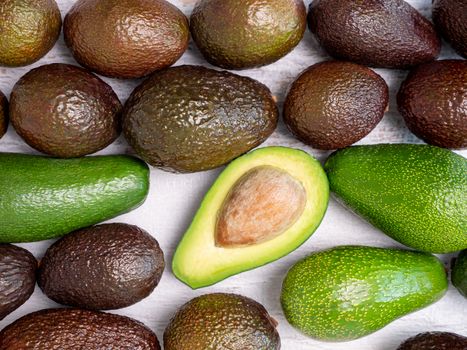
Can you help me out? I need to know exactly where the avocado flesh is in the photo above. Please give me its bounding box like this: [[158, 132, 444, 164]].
[[452, 250, 467, 298], [0, 91, 7, 139], [173, 147, 329, 289]]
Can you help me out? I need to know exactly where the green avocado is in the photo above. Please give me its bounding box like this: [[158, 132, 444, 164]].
[[281, 246, 448, 342], [0, 90, 7, 139], [0, 153, 149, 243], [452, 250, 467, 298], [325, 144, 467, 253], [173, 147, 329, 289]]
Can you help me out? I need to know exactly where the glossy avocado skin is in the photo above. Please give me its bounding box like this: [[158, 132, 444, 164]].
[[325, 144, 467, 253], [123, 65, 278, 173], [281, 246, 448, 341], [10, 63, 122, 158], [284, 60, 388, 149], [433, 0, 467, 58], [38, 223, 165, 310], [164, 293, 280, 350], [397, 60, 467, 149], [0, 153, 149, 243], [308, 0, 440, 68], [0, 0, 61, 67], [190, 0, 306, 69], [0, 245, 37, 320], [64, 0, 189, 79], [452, 250, 467, 298], [0, 91, 7, 139], [397, 332, 467, 350], [0, 308, 161, 349]]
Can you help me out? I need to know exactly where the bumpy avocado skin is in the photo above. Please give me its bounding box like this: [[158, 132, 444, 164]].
[[397, 332, 467, 350], [64, 0, 189, 79], [0, 245, 37, 320], [452, 250, 467, 298], [308, 0, 440, 68], [433, 0, 467, 58], [0, 91, 8, 139], [325, 144, 467, 253], [38, 223, 164, 310], [284, 60, 388, 149], [397, 60, 467, 149], [123, 65, 278, 173], [164, 293, 280, 350], [190, 0, 306, 69], [0, 0, 61, 67], [0, 308, 160, 349], [281, 246, 448, 341]]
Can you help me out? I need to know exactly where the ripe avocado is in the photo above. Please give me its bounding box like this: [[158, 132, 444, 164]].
[[0, 153, 149, 243], [433, 0, 467, 58], [284, 60, 388, 149], [0, 91, 7, 139], [325, 144, 467, 253], [190, 0, 306, 69], [0, 245, 36, 320], [173, 147, 329, 289], [123, 65, 278, 173], [164, 293, 280, 350], [0, 308, 160, 349], [397, 60, 467, 149], [308, 0, 441, 68], [64, 0, 189, 79], [0, 0, 61, 67], [10, 63, 122, 158], [397, 332, 467, 350], [281, 246, 448, 341], [38, 223, 164, 310], [452, 250, 467, 298]]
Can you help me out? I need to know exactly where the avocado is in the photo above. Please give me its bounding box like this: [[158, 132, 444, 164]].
[[10, 63, 122, 158], [64, 0, 189, 79], [0, 91, 7, 139], [325, 144, 467, 253], [173, 147, 328, 289], [0, 245, 36, 320], [0, 153, 149, 243], [284, 60, 388, 150], [452, 250, 467, 298], [0, 0, 61, 67], [308, 0, 441, 68], [281, 246, 448, 342], [397, 60, 467, 149], [0, 308, 160, 349], [164, 293, 280, 350], [38, 223, 164, 310], [123, 65, 278, 173], [433, 0, 467, 58], [190, 0, 306, 70], [397, 332, 467, 350]]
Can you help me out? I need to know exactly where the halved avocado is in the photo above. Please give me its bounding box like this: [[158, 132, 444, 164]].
[[172, 146, 329, 289]]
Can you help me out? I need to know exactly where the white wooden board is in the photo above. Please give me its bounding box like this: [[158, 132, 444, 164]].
[[0, 0, 466, 348]]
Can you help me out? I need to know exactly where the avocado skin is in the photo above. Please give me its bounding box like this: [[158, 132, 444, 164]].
[[308, 0, 440, 69], [281, 246, 448, 342], [164, 293, 280, 350], [0, 308, 160, 349], [397, 332, 467, 350], [397, 60, 467, 149], [64, 0, 189, 79], [0, 153, 149, 243], [123, 65, 278, 173], [0, 245, 36, 320], [190, 0, 306, 70], [0, 0, 61, 67], [0, 91, 7, 139], [10, 63, 122, 158], [38, 223, 164, 310], [433, 0, 467, 58], [452, 250, 467, 298], [284, 60, 388, 149], [325, 144, 467, 253]]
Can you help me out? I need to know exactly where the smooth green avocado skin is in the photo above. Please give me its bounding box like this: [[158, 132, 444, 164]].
[[452, 250, 467, 298], [325, 144, 467, 253], [0, 153, 149, 243], [281, 246, 448, 341]]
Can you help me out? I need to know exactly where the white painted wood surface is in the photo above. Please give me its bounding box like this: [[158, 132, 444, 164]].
[[0, 0, 466, 348]]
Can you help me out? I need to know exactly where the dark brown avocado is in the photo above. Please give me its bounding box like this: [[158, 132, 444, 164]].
[[10, 63, 122, 158], [433, 0, 467, 58], [284, 60, 388, 150], [397, 332, 467, 350], [0, 244, 36, 320], [397, 59, 467, 149], [0, 308, 161, 349], [0, 91, 7, 139], [38, 223, 164, 310]]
